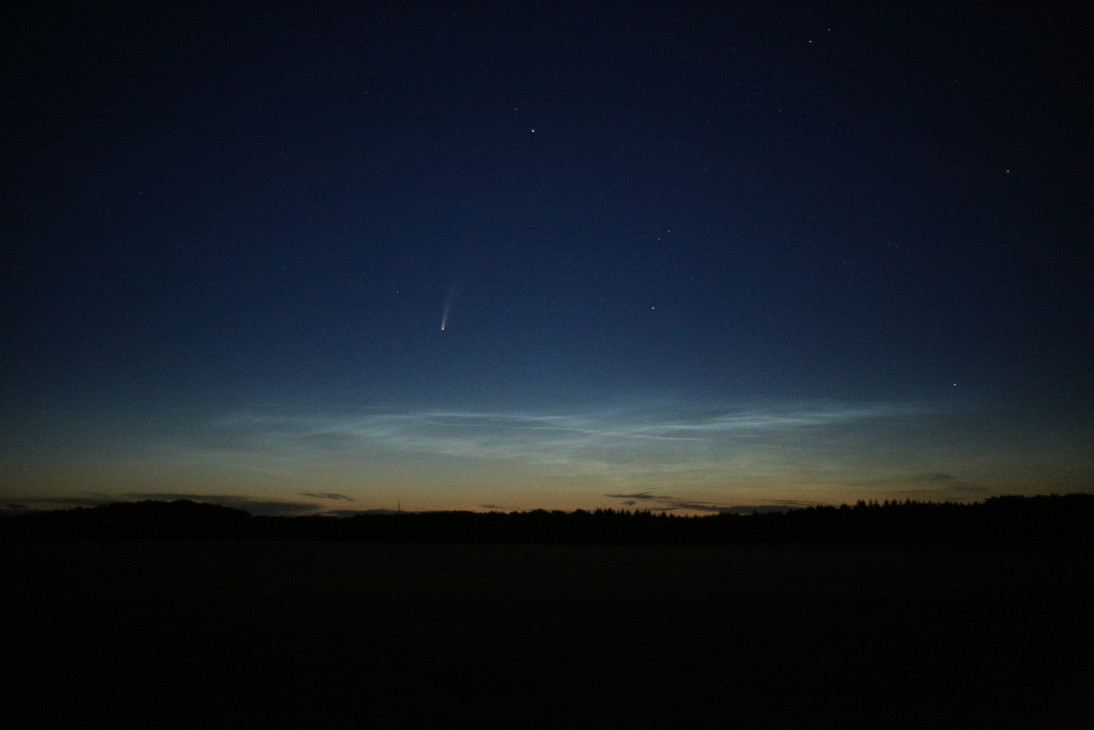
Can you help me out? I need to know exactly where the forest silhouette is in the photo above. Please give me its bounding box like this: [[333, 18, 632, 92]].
[[3, 493, 1092, 544], [3, 494, 1092, 729]]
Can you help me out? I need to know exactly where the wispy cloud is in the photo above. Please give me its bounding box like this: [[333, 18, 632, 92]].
[[208, 400, 924, 462], [78, 398, 949, 511]]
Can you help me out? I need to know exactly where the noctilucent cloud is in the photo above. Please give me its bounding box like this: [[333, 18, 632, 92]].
[[2, 3, 1091, 515]]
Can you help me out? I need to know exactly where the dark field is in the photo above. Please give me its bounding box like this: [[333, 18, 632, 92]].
[[3, 540, 1091, 728]]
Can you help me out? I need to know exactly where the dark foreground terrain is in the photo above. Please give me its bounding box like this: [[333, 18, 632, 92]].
[[2, 539, 1091, 729]]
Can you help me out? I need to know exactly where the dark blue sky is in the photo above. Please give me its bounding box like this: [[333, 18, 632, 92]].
[[3, 2, 1091, 514]]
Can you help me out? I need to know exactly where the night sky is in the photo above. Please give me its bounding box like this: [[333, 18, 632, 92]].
[[3, 2, 1092, 516]]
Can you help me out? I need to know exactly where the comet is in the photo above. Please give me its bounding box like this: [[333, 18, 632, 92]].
[[440, 284, 457, 331]]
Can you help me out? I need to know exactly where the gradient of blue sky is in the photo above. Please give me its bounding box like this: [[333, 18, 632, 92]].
[[2, 2, 1091, 514]]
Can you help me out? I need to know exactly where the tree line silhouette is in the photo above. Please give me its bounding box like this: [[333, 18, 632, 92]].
[[2, 494, 1093, 544]]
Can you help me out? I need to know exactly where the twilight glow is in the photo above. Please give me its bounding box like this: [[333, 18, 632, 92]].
[[2, 4, 1090, 515]]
